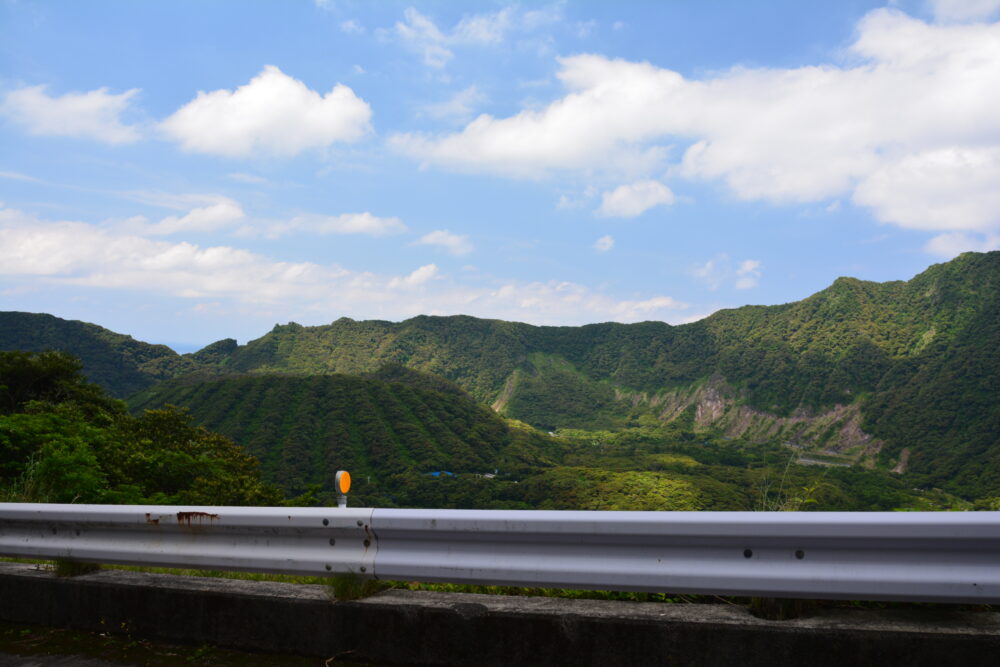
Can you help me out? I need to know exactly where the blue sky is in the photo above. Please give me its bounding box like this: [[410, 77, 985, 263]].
[[2, 0, 999, 351]]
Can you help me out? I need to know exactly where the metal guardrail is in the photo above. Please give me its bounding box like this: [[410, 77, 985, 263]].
[[1, 503, 999, 603]]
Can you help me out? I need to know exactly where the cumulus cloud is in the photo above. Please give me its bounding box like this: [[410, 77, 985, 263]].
[[2, 85, 140, 144], [387, 4, 561, 68], [414, 229, 474, 256], [0, 207, 687, 326], [597, 180, 674, 218], [391, 10, 1000, 241], [853, 148, 1000, 231], [594, 235, 614, 252], [160, 66, 371, 157]]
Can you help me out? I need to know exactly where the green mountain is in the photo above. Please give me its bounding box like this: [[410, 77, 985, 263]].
[[3, 251, 998, 498], [0, 312, 194, 397]]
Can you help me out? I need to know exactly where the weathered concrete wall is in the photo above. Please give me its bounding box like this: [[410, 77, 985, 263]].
[[1, 562, 998, 666]]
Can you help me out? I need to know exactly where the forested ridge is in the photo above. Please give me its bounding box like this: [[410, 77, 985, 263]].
[[2, 251, 998, 501], [128, 369, 559, 504]]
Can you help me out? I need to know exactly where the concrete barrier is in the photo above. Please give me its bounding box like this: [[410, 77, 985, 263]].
[[1, 562, 998, 665]]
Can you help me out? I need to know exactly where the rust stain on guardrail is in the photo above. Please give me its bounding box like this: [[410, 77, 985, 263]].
[[176, 512, 219, 527]]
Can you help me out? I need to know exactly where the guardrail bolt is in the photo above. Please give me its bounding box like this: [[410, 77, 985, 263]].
[[329, 538, 336, 546], [325, 564, 332, 571], [743, 549, 753, 558], [795, 550, 805, 560], [323, 519, 329, 526]]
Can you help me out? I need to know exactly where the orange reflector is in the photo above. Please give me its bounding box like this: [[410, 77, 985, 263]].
[[336, 470, 351, 495]]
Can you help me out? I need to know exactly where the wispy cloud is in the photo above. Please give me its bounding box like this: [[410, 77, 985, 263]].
[[2, 85, 141, 144], [422, 86, 487, 122], [0, 170, 42, 183], [340, 19, 364, 34], [227, 172, 268, 184], [927, 0, 1000, 22], [694, 254, 763, 290], [414, 229, 474, 256], [594, 235, 614, 252], [384, 4, 562, 68], [242, 212, 407, 239]]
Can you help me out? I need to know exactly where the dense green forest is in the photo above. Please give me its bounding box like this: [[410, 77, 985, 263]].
[[0, 312, 191, 397], [128, 371, 971, 512], [0, 351, 981, 511], [0, 351, 279, 505], [128, 368, 559, 504], [2, 251, 998, 502]]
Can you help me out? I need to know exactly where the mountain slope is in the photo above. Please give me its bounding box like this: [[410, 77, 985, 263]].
[[5, 251, 998, 497], [0, 312, 194, 397], [128, 371, 561, 498]]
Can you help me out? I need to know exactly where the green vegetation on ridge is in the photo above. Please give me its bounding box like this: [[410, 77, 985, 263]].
[[0, 351, 278, 505], [128, 368, 559, 505], [3, 251, 999, 500]]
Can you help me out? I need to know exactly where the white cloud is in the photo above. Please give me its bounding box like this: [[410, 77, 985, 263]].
[[388, 4, 561, 68], [160, 65, 372, 157], [2, 85, 140, 144], [391, 10, 1000, 242], [392, 8, 454, 68], [415, 229, 474, 256], [0, 207, 688, 326], [735, 259, 762, 290], [924, 231, 1000, 258], [0, 208, 330, 303], [597, 180, 674, 218], [928, 0, 1000, 21], [853, 147, 1000, 231], [147, 198, 245, 235], [477, 282, 687, 323], [693, 256, 726, 291], [453, 7, 514, 44], [422, 86, 487, 121], [594, 235, 614, 252], [388, 264, 439, 288], [694, 254, 762, 290], [108, 195, 246, 236], [245, 212, 407, 239]]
